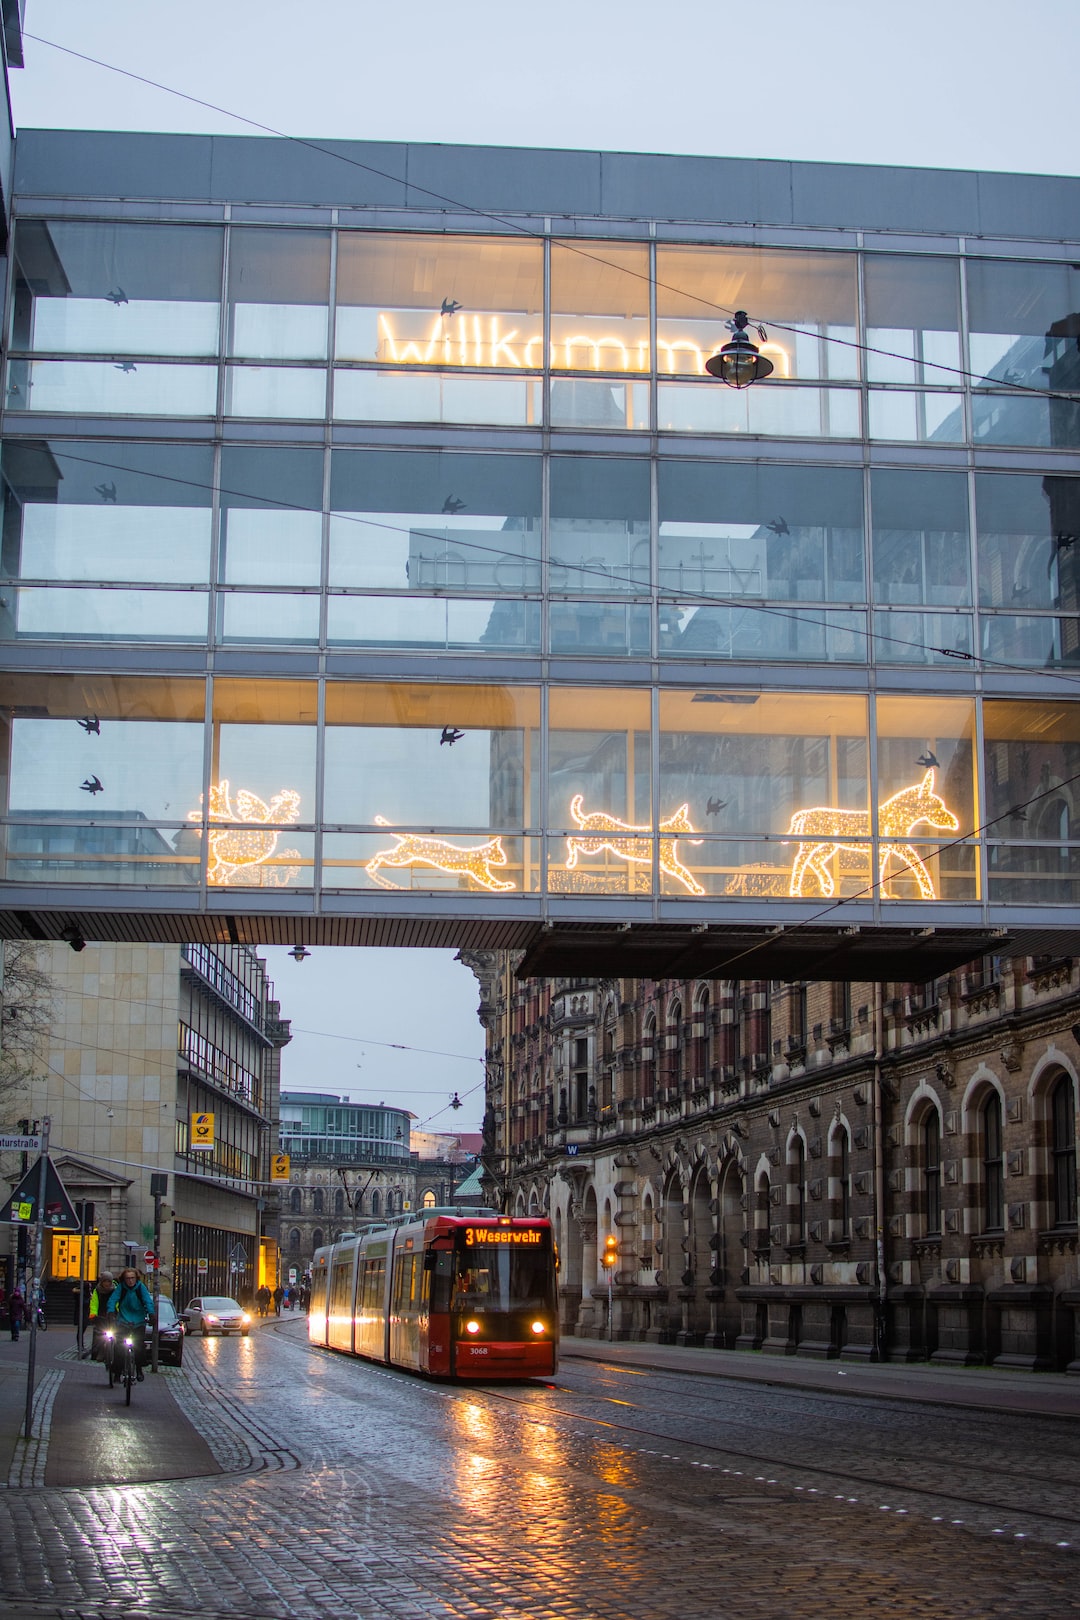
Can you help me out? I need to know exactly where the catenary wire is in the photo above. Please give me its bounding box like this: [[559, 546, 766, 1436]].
[[19, 31, 1080, 404], [34, 443, 1080, 693]]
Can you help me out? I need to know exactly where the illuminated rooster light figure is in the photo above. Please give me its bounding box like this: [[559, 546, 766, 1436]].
[[365, 817, 516, 892], [190, 781, 303, 887], [565, 795, 705, 896], [787, 770, 959, 900]]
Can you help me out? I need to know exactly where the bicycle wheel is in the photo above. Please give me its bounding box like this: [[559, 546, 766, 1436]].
[[37, 1309, 47, 1332], [123, 1346, 134, 1404]]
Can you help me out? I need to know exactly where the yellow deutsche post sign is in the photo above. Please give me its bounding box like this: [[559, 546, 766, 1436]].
[[270, 1154, 290, 1181], [190, 1111, 215, 1151]]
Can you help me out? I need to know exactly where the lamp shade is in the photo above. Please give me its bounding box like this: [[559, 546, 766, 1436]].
[[705, 311, 775, 389]]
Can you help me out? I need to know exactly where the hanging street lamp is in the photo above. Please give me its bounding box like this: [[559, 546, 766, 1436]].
[[705, 310, 774, 388]]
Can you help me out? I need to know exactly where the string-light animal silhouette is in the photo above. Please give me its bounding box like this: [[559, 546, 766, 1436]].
[[786, 769, 959, 899], [189, 781, 302, 886], [564, 796, 704, 895], [365, 818, 515, 891]]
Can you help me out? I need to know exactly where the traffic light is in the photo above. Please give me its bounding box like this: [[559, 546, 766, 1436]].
[[601, 1233, 619, 1270]]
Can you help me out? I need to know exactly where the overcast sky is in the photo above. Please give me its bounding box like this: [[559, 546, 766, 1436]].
[[10, 2, 1078, 1127]]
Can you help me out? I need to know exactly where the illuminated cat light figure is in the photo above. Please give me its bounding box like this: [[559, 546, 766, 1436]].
[[565, 795, 705, 896], [787, 769, 959, 900], [190, 781, 302, 887], [365, 817, 516, 892]]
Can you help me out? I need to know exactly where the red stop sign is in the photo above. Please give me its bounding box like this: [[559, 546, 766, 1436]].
[[143, 1249, 158, 1268]]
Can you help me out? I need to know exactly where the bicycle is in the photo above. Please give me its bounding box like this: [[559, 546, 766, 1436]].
[[35, 1303, 47, 1332], [103, 1325, 139, 1403]]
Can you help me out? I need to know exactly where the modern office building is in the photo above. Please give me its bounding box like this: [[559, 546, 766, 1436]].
[[0, 134, 1077, 987], [277, 1093, 478, 1274], [0, 938, 290, 1303]]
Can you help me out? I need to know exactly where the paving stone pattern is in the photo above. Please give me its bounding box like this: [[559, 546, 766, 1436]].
[[0, 1320, 1076, 1620]]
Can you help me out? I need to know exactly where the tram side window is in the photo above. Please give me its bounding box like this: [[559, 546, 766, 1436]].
[[392, 1253, 417, 1313], [330, 1258, 352, 1316], [361, 1257, 385, 1315], [425, 1248, 453, 1313]]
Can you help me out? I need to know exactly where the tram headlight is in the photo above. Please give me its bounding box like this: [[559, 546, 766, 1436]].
[[465, 1319, 481, 1335], [531, 1320, 546, 1336]]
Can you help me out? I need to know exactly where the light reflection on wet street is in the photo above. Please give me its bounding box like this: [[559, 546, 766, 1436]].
[[1, 1320, 1077, 1620]]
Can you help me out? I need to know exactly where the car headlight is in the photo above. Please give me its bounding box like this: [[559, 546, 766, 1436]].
[[204, 1314, 218, 1323], [240, 1313, 251, 1324]]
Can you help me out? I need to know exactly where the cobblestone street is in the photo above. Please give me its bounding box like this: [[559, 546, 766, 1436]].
[[1, 1318, 1077, 1620]]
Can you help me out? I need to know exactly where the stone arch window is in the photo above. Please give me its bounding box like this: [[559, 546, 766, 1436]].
[[333, 1189, 345, 1216], [370, 1190, 380, 1217], [980, 1091, 1004, 1232], [923, 1107, 942, 1236], [666, 998, 683, 1091], [695, 988, 712, 1085], [422, 1189, 437, 1209], [288, 1227, 301, 1252], [641, 1192, 654, 1272], [788, 1134, 807, 1245], [313, 1187, 325, 1215], [642, 1013, 658, 1101], [289, 1187, 302, 1214], [1051, 1074, 1078, 1227], [754, 1170, 771, 1252], [833, 1124, 852, 1236], [602, 1006, 617, 1109], [312, 1228, 324, 1251]]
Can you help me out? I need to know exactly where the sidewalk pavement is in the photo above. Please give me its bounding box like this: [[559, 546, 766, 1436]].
[[561, 1334, 1080, 1417], [0, 1308, 285, 1492]]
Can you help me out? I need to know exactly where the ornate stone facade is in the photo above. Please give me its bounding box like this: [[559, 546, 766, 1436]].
[[462, 952, 1080, 1370]]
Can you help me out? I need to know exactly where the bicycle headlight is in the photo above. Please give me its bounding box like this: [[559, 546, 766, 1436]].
[[124, 1337, 133, 1348]]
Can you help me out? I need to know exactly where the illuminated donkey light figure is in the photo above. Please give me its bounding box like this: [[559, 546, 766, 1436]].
[[564, 795, 705, 896], [365, 817, 516, 892], [190, 781, 303, 887], [787, 769, 959, 900]]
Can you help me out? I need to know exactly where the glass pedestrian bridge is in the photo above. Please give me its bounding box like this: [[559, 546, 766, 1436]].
[[2, 133, 1079, 978]]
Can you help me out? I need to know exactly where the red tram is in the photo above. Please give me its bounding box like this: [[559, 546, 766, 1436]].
[[308, 1208, 558, 1379]]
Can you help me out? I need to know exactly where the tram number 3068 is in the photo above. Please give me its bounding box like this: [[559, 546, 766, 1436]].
[[308, 1211, 558, 1380]]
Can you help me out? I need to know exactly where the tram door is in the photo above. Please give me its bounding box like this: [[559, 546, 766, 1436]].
[[389, 1247, 426, 1370]]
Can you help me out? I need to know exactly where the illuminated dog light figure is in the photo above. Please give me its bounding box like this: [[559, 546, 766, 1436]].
[[564, 795, 705, 895], [365, 817, 516, 892], [787, 769, 959, 899], [190, 781, 302, 887]]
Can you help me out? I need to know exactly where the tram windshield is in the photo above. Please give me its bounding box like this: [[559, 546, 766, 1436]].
[[452, 1243, 555, 1314]]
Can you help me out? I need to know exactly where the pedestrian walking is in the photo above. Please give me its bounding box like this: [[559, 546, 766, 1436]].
[[256, 1284, 271, 1317], [8, 1287, 26, 1341], [272, 1284, 284, 1316]]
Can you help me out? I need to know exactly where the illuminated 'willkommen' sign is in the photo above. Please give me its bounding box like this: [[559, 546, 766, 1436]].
[[376, 313, 791, 377]]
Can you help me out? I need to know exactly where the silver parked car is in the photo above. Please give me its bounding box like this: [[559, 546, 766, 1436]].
[[181, 1296, 252, 1337]]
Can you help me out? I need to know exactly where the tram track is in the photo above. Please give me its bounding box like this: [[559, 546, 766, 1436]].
[[450, 1372, 1080, 1534], [285, 1322, 1080, 1536]]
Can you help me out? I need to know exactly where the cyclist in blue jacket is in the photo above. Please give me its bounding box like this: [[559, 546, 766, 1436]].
[[107, 1267, 154, 1380]]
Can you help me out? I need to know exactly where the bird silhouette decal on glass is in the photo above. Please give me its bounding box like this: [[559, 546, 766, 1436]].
[[94, 481, 117, 503], [114, 362, 137, 374], [440, 726, 465, 747], [77, 715, 100, 736], [705, 796, 728, 816], [765, 516, 789, 537], [440, 298, 462, 317], [80, 775, 103, 795], [916, 749, 940, 769], [441, 495, 466, 515], [1008, 804, 1028, 822], [105, 287, 129, 306]]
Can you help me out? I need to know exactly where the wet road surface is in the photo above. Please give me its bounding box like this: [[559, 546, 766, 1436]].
[[1, 1317, 1077, 1620]]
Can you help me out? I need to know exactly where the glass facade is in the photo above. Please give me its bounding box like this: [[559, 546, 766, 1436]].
[[1, 154, 1078, 945]]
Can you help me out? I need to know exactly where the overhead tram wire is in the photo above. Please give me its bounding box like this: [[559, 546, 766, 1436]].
[[37, 446, 1080, 695], [20, 31, 1080, 406]]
